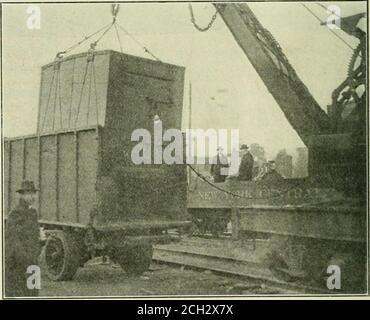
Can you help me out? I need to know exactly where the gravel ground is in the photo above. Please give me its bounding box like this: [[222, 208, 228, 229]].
[[38, 261, 273, 297]]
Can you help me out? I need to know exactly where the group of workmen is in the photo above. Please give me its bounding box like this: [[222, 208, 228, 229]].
[[210, 144, 280, 183]]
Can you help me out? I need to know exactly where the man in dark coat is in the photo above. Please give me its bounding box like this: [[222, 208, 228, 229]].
[[260, 160, 284, 183], [210, 147, 229, 183], [5, 180, 40, 297], [238, 144, 254, 181]]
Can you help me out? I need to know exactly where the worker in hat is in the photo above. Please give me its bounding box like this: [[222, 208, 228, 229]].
[[5, 180, 40, 297], [260, 160, 284, 183], [210, 146, 229, 183], [237, 144, 254, 181], [267, 160, 276, 171]]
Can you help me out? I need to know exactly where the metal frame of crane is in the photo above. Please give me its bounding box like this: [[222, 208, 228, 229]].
[[188, 2, 367, 292]]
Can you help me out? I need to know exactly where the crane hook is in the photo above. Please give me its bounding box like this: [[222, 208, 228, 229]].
[[111, 4, 120, 22]]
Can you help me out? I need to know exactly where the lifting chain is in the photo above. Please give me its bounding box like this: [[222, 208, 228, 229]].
[[232, 3, 320, 110], [235, 4, 294, 78], [188, 3, 219, 32]]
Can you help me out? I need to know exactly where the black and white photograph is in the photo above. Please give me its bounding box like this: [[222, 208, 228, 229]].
[[0, 0, 368, 300]]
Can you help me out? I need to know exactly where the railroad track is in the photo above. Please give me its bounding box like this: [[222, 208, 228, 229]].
[[153, 244, 329, 295]]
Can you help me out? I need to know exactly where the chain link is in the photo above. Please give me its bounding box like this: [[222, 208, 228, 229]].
[[188, 4, 219, 32]]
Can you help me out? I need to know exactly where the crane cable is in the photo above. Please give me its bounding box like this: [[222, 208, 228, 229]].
[[145, 163, 305, 202], [49, 3, 161, 131], [55, 23, 112, 59], [55, 3, 162, 63], [301, 3, 357, 52], [187, 164, 305, 200], [72, 5, 121, 128], [111, 3, 162, 61], [114, 23, 124, 53], [40, 70, 56, 132], [116, 23, 162, 62], [91, 22, 115, 48], [74, 59, 91, 128], [61, 4, 119, 57]]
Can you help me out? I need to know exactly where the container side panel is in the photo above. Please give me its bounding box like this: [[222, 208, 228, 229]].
[[105, 53, 182, 135], [38, 53, 109, 134], [38, 67, 55, 133], [24, 138, 39, 212], [66, 54, 109, 130], [71, 57, 93, 129], [99, 164, 187, 223], [77, 130, 98, 225], [4, 141, 10, 217], [123, 72, 172, 104], [110, 52, 176, 80], [58, 133, 77, 223], [170, 67, 185, 129], [53, 59, 75, 131], [40, 136, 57, 221], [99, 52, 187, 224], [87, 54, 110, 127], [9, 141, 24, 211]]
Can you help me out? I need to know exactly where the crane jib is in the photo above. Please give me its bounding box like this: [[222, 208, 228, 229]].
[[214, 3, 331, 145]]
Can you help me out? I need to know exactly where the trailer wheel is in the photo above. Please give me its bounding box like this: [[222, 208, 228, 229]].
[[114, 243, 153, 277], [42, 231, 81, 281]]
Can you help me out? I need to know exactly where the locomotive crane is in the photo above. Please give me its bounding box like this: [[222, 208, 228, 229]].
[[214, 2, 366, 193], [188, 2, 366, 291]]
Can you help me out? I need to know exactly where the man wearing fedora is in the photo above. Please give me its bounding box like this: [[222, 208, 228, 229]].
[[5, 180, 40, 297], [238, 144, 254, 181], [210, 146, 229, 183]]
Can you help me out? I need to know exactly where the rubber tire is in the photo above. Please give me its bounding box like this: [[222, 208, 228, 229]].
[[115, 243, 153, 277], [42, 231, 81, 281]]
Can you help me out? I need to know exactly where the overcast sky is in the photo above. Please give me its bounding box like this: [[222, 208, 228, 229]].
[[2, 1, 366, 159]]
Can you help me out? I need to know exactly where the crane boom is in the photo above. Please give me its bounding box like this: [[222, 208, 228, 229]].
[[215, 3, 331, 145]]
